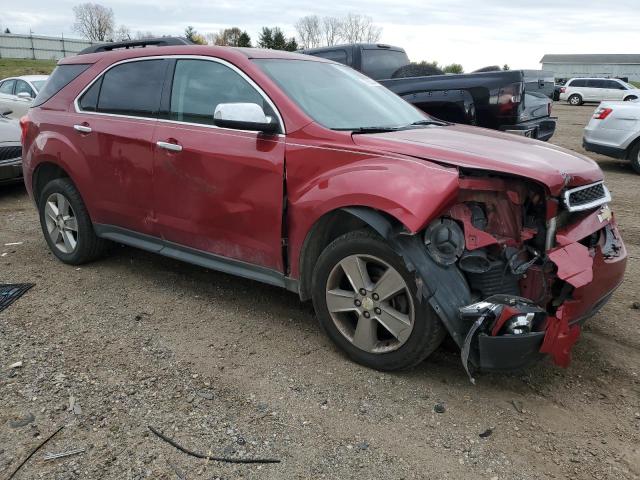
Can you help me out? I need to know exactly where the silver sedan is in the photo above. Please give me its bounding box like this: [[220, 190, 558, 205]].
[[0, 75, 48, 119]]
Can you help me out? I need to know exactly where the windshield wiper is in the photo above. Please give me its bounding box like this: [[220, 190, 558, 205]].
[[408, 119, 450, 127], [346, 126, 405, 134]]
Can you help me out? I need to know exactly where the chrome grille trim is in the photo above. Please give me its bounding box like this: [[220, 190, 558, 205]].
[[563, 181, 611, 212]]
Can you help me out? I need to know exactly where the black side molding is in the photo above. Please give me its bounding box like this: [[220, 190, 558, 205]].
[[93, 224, 299, 293]]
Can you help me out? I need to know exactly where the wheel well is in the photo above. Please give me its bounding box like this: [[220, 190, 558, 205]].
[[297, 208, 403, 301], [626, 135, 640, 159], [33, 163, 70, 205], [624, 95, 638, 101]]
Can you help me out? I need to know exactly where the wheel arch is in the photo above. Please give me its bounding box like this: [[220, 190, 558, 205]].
[[32, 160, 73, 206], [297, 207, 406, 301]]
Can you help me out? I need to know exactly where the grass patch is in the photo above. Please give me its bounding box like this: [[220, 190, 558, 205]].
[[0, 58, 57, 79], [629, 81, 640, 88]]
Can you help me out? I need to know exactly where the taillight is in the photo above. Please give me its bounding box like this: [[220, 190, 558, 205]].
[[560, 87, 566, 93], [497, 82, 523, 116], [19, 115, 29, 146], [593, 107, 612, 120]]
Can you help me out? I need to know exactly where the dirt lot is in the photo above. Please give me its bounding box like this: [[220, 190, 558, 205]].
[[1, 103, 639, 480]]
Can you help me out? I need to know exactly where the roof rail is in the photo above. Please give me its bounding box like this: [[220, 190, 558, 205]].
[[78, 37, 193, 55]]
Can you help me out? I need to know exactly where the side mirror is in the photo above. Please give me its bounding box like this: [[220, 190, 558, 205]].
[[17, 92, 32, 100], [0, 108, 12, 117], [213, 103, 279, 134]]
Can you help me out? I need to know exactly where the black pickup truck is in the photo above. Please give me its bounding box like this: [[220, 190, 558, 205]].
[[302, 44, 557, 141]]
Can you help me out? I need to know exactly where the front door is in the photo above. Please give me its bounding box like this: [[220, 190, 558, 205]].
[[152, 58, 286, 271]]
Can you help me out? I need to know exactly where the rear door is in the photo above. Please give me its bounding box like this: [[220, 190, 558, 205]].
[[605, 80, 627, 100], [152, 57, 286, 271], [72, 58, 169, 235]]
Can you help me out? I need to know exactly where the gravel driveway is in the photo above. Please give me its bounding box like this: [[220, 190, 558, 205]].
[[1, 102, 639, 479]]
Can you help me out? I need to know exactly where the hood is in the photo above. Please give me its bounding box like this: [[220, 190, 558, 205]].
[[351, 124, 603, 196]]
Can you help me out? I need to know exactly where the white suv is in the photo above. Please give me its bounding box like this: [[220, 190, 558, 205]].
[[559, 78, 640, 105]]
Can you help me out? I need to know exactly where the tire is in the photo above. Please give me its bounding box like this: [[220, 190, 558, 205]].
[[568, 94, 582, 106], [311, 229, 446, 371], [629, 142, 640, 175], [38, 178, 110, 265], [624, 96, 637, 102]]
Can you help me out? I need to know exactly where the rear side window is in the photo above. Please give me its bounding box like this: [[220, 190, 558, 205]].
[[569, 79, 586, 87], [312, 49, 348, 65], [33, 64, 91, 106], [95, 60, 167, 117]]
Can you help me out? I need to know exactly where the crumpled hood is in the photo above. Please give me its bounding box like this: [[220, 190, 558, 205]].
[[351, 124, 603, 196]]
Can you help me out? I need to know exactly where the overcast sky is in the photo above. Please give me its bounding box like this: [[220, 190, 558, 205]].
[[2, 0, 639, 70]]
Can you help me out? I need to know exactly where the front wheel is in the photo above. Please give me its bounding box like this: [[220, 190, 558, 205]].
[[568, 94, 583, 106], [311, 230, 446, 371]]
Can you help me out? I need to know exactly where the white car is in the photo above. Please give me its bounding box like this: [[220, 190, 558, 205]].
[[559, 78, 640, 106], [0, 75, 48, 118], [583, 100, 640, 174], [0, 108, 22, 184]]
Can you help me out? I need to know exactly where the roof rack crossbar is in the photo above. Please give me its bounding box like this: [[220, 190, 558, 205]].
[[78, 37, 193, 55]]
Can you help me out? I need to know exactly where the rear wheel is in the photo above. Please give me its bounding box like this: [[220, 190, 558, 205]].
[[311, 230, 446, 371], [568, 94, 583, 106], [629, 142, 640, 174], [38, 178, 110, 264]]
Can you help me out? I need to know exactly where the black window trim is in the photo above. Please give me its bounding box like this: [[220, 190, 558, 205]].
[[74, 55, 285, 135], [0, 78, 17, 95]]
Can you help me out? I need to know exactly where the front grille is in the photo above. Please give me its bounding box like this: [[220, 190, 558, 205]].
[[563, 181, 610, 212], [0, 146, 22, 162]]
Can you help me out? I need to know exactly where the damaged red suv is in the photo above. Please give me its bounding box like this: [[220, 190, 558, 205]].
[[21, 39, 626, 377]]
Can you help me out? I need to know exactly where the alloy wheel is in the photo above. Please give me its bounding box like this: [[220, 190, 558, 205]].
[[325, 254, 415, 354], [44, 193, 79, 254]]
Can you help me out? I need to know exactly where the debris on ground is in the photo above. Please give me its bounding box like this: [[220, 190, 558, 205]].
[[511, 400, 525, 414], [148, 425, 281, 464], [479, 428, 494, 439], [434, 403, 446, 414], [632, 302, 640, 310], [43, 447, 85, 461], [8, 361, 23, 369], [9, 412, 35, 429], [0, 283, 34, 312], [7, 425, 64, 480]]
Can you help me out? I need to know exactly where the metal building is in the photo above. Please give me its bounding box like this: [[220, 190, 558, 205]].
[[540, 54, 640, 82]]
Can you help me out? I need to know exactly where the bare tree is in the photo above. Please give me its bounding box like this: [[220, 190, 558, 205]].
[[72, 3, 114, 41], [339, 13, 381, 43], [134, 30, 156, 40], [295, 15, 321, 49], [321, 16, 342, 46], [113, 24, 131, 41]]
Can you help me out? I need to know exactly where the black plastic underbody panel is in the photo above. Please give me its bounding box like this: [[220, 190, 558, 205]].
[[0, 283, 34, 312]]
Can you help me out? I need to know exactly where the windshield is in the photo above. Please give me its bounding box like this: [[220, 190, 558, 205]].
[[255, 59, 427, 131], [31, 80, 47, 92]]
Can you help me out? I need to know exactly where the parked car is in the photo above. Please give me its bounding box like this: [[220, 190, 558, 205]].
[[583, 100, 640, 173], [0, 75, 48, 119], [0, 108, 23, 184], [21, 39, 626, 376], [301, 43, 557, 141], [559, 78, 640, 105]]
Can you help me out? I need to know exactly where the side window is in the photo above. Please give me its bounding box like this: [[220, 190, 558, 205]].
[[79, 77, 102, 111], [0, 79, 15, 95], [608, 80, 625, 90], [570, 79, 585, 87], [95, 60, 166, 117], [588, 79, 605, 88], [313, 50, 348, 65], [169, 59, 269, 126], [14, 80, 35, 98]]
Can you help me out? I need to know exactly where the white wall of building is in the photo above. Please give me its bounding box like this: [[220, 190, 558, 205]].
[[542, 63, 640, 82]]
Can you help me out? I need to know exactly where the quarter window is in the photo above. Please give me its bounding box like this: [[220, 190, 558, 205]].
[[169, 59, 268, 126], [94, 60, 167, 117]]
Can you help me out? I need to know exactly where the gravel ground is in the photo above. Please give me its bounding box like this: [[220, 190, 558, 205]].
[[1, 103, 639, 480]]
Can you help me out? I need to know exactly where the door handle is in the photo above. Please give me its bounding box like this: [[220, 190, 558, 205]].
[[156, 141, 183, 152], [73, 124, 92, 133]]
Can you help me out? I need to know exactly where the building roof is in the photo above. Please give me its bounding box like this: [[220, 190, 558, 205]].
[[540, 54, 640, 65]]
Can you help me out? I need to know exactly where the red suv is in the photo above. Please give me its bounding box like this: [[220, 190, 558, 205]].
[[21, 40, 626, 377]]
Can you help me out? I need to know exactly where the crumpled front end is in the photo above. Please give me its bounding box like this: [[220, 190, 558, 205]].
[[422, 173, 626, 378]]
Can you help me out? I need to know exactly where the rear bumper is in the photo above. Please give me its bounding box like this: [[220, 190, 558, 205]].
[[583, 139, 627, 159], [500, 117, 557, 142]]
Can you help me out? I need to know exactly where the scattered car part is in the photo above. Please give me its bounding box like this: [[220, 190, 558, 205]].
[[0, 283, 34, 312], [43, 447, 86, 461]]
